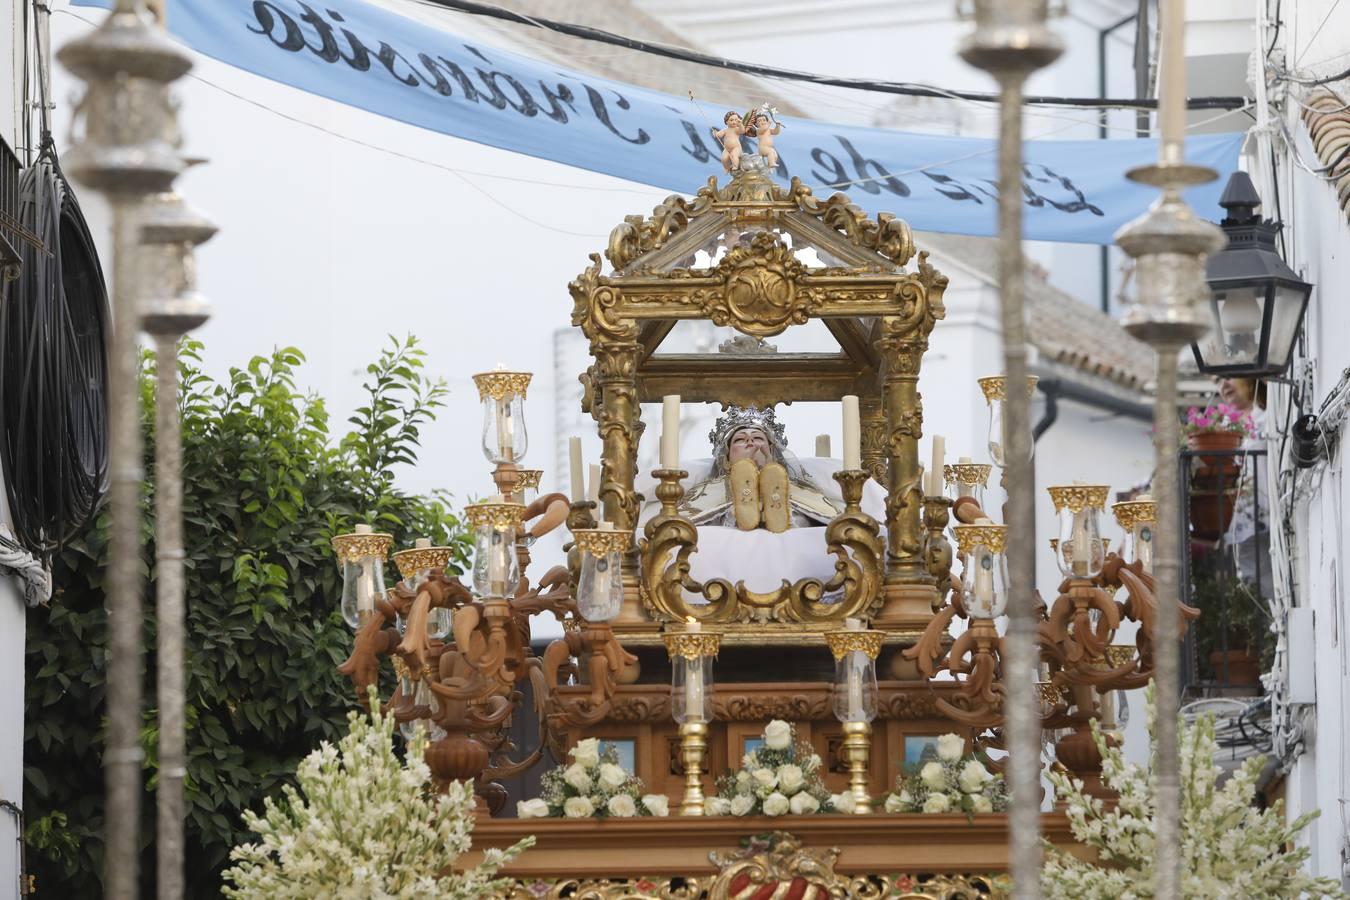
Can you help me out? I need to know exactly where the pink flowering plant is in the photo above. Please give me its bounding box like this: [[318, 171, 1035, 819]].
[[1182, 403, 1255, 438]]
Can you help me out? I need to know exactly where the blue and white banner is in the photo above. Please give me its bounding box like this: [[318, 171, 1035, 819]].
[[76, 0, 1244, 245]]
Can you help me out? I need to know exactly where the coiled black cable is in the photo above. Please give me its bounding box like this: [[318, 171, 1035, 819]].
[[0, 145, 110, 563]]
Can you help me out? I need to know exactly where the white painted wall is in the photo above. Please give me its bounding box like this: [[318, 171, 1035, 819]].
[[2, 1, 29, 895]]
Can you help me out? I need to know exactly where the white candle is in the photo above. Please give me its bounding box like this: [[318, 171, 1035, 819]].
[[842, 395, 861, 470], [1071, 510, 1090, 575], [684, 618, 704, 721], [973, 548, 995, 615], [844, 617, 864, 721], [815, 434, 831, 458], [414, 537, 430, 549], [957, 455, 973, 498], [587, 464, 602, 504], [1159, 0, 1185, 162], [661, 395, 681, 469], [930, 435, 945, 496], [496, 398, 513, 460], [598, 521, 615, 531], [568, 437, 585, 503]]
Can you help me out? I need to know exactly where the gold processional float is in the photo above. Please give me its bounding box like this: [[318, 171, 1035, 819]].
[[329, 148, 1190, 898]]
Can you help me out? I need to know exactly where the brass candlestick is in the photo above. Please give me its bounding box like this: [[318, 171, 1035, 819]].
[[678, 720, 709, 816], [832, 469, 869, 514], [664, 626, 720, 816], [841, 720, 873, 814], [823, 627, 883, 814]]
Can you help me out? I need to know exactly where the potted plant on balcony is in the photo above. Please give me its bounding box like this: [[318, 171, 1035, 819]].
[[1183, 403, 1254, 539], [1190, 564, 1271, 690]]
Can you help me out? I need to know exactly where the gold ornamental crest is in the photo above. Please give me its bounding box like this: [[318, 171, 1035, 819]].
[[713, 232, 808, 338]]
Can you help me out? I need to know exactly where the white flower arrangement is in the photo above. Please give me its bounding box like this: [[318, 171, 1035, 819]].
[[1042, 690, 1347, 899], [712, 720, 830, 817], [882, 733, 1009, 818], [518, 738, 669, 819], [221, 687, 531, 899]]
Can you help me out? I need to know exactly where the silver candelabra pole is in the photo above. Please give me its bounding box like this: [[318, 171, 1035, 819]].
[[957, 5, 1063, 899]]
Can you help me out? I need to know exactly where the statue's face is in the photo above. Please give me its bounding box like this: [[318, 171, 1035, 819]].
[[728, 427, 772, 467]]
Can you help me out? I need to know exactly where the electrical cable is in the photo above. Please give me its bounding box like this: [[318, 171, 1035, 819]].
[[0, 140, 110, 563], [407, 0, 1251, 112]]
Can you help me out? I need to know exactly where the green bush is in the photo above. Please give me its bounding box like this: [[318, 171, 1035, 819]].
[[24, 335, 472, 897]]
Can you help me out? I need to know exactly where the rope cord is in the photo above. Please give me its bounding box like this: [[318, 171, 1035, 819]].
[[0, 144, 110, 564]]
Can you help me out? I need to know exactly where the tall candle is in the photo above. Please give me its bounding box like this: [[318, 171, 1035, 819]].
[[815, 434, 831, 458], [568, 437, 585, 503], [957, 455, 974, 498], [587, 464, 602, 503], [842, 395, 861, 470], [684, 618, 704, 721], [661, 395, 681, 469], [930, 435, 945, 496], [1159, 0, 1185, 162]]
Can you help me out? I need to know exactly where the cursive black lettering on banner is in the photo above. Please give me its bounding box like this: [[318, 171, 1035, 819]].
[[810, 147, 849, 190], [584, 85, 649, 144], [416, 54, 478, 99], [294, 3, 339, 62], [836, 137, 909, 197], [538, 81, 579, 123], [248, 1, 306, 52], [467, 46, 540, 116], [1023, 164, 1105, 216], [922, 170, 997, 204]]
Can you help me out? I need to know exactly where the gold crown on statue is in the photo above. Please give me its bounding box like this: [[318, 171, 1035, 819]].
[[709, 406, 788, 452]]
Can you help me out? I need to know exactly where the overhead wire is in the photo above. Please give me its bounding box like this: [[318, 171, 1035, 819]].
[[408, 0, 1251, 112]]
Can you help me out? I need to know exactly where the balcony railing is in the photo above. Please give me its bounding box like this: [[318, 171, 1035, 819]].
[[1178, 446, 1271, 697]]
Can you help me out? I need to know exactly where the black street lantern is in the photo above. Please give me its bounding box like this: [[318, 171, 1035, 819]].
[[1191, 171, 1313, 378]]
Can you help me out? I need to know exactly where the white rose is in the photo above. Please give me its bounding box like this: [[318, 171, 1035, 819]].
[[777, 764, 805, 794], [883, 793, 906, 813], [958, 760, 992, 794], [829, 791, 856, 814], [763, 720, 793, 751], [751, 768, 778, 791], [570, 737, 601, 768], [563, 795, 595, 818], [706, 797, 732, 817], [789, 792, 820, 815], [730, 794, 756, 816], [606, 793, 637, 817], [937, 733, 965, 763], [735, 770, 751, 788], [641, 794, 669, 817], [762, 792, 790, 816], [562, 763, 593, 793], [920, 761, 947, 791], [972, 794, 993, 814], [742, 752, 758, 769], [922, 793, 951, 814], [597, 763, 627, 792], [517, 798, 550, 818]]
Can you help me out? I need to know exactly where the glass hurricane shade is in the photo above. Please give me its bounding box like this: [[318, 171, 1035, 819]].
[[671, 655, 715, 724], [1192, 170, 1313, 378], [832, 650, 879, 723], [962, 542, 1009, 618], [1126, 521, 1155, 572], [576, 547, 623, 622], [982, 377, 1037, 468], [471, 523, 520, 598], [398, 679, 446, 743], [405, 565, 452, 640], [481, 393, 528, 464], [340, 555, 388, 630], [1056, 505, 1106, 578]]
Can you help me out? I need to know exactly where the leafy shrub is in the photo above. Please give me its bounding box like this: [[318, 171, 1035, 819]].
[[24, 335, 471, 897]]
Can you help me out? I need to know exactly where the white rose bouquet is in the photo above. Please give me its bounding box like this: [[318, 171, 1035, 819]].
[[882, 733, 1008, 820], [711, 720, 829, 817], [518, 738, 669, 819]]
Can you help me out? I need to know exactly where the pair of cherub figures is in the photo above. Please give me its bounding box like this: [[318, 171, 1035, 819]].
[[714, 105, 783, 174]]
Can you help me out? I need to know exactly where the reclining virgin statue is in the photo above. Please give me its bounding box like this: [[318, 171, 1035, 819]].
[[637, 405, 887, 591]]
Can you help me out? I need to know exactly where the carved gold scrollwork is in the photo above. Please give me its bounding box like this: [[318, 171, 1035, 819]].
[[711, 232, 807, 338], [605, 185, 718, 271], [708, 832, 848, 899], [639, 469, 883, 625], [787, 178, 916, 266]]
